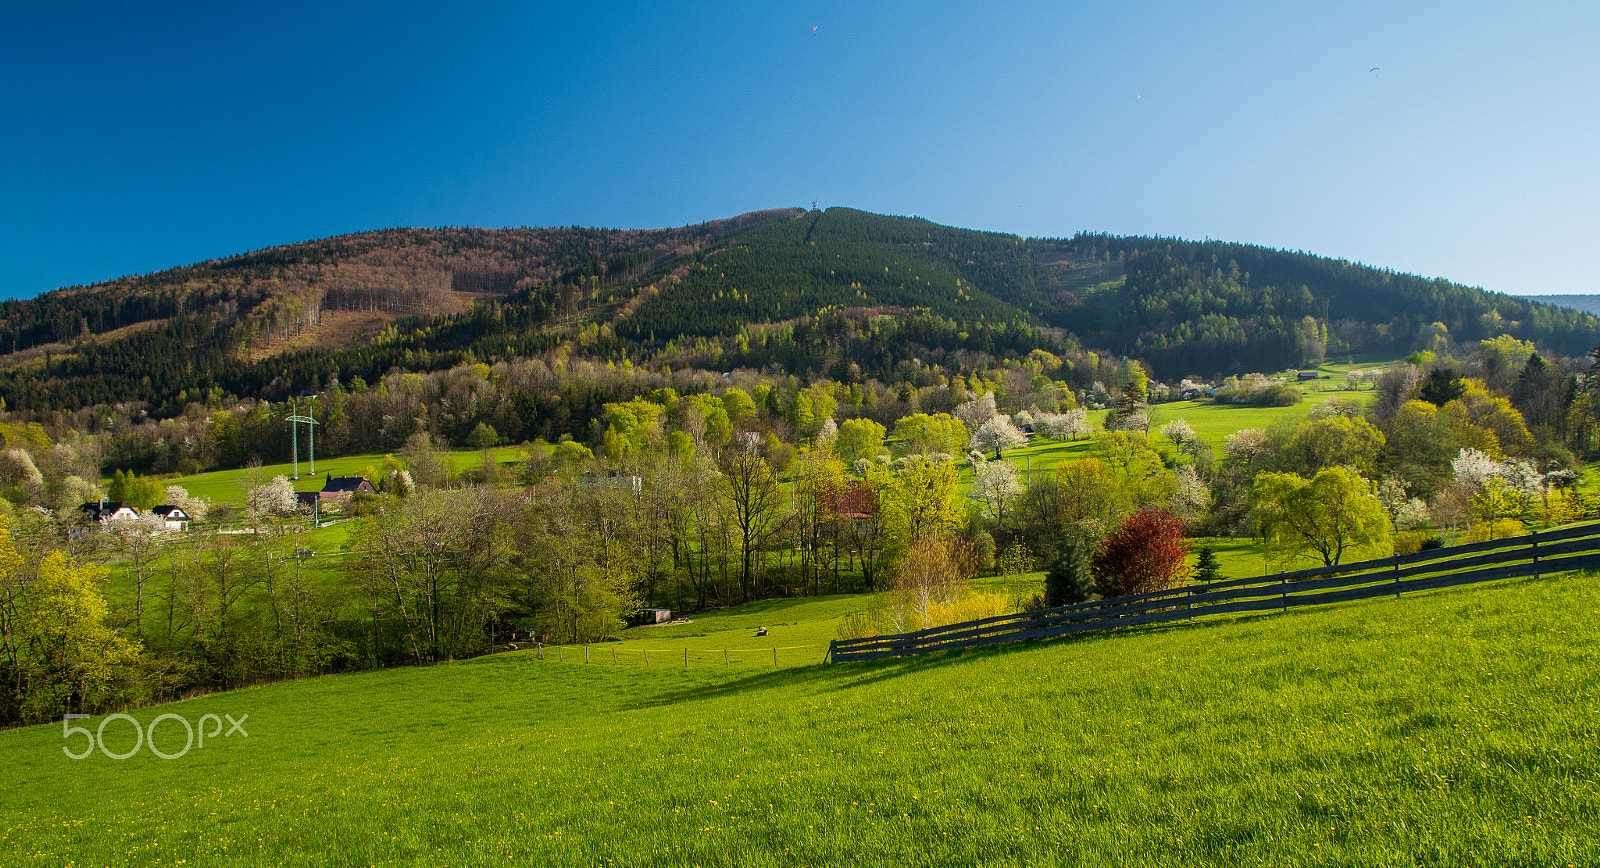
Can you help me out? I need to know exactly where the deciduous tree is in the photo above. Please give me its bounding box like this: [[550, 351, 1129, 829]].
[[1091, 507, 1190, 598], [1253, 467, 1392, 567]]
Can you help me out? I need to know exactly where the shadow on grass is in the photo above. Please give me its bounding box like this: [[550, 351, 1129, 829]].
[[624, 572, 1567, 711], [624, 611, 1259, 709]]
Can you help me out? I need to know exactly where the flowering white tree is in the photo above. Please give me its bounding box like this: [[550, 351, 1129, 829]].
[[972, 458, 1024, 527], [245, 475, 298, 519], [1451, 448, 1542, 497], [163, 485, 209, 523], [1450, 448, 1501, 488], [968, 415, 1028, 459], [1159, 418, 1196, 450], [1376, 477, 1431, 531], [1033, 409, 1090, 441], [0, 449, 43, 488], [1170, 465, 1211, 524], [1113, 410, 1150, 433], [1308, 397, 1362, 419], [816, 417, 838, 450], [955, 392, 999, 433], [1223, 428, 1270, 462]]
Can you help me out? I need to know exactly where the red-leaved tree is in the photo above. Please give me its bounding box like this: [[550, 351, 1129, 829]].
[[1092, 507, 1191, 598]]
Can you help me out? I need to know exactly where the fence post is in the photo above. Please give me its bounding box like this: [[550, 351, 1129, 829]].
[[684, 648, 688, 668], [536, 642, 543, 660], [612, 647, 617, 664], [1532, 529, 1540, 581], [585, 645, 590, 664], [1280, 571, 1287, 613], [773, 647, 778, 667], [644, 649, 648, 666], [724, 649, 729, 666], [1393, 554, 1401, 600], [558, 646, 563, 662]]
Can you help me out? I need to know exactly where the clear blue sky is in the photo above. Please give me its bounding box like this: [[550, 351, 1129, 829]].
[[4, 1, 1597, 299]]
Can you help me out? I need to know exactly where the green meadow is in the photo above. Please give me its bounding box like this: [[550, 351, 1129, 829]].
[[3, 570, 1595, 866], [1003, 364, 1389, 480], [122, 445, 531, 508]]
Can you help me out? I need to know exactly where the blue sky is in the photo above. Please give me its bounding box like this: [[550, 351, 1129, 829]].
[[4, 1, 1597, 299]]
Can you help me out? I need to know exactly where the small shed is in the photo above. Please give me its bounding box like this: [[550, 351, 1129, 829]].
[[637, 608, 673, 625]]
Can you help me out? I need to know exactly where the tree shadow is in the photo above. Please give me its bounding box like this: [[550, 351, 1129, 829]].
[[625, 603, 1316, 711]]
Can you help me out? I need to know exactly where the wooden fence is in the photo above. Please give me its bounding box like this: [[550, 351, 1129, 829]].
[[829, 523, 1600, 663]]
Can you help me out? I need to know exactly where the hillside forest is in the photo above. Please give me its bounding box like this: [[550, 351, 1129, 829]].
[[2, 209, 1600, 725]]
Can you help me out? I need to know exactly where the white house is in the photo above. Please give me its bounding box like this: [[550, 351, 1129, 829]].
[[79, 500, 141, 524], [148, 504, 190, 532]]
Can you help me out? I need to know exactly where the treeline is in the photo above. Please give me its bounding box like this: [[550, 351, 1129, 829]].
[[1058, 234, 1600, 374]]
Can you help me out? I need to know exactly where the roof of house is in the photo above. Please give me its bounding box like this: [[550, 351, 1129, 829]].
[[322, 476, 374, 493], [149, 505, 188, 518], [79, 501, 138, 520]]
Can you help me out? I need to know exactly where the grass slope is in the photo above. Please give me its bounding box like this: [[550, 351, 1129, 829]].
[[125, 445, 529, 508], [3, 573, 1596, 866]]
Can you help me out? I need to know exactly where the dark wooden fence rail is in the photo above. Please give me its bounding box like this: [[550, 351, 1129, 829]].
[[828, 523, 1600, 663]]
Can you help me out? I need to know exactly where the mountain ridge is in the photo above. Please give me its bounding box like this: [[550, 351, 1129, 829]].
[[1, 207, 1595, 416]]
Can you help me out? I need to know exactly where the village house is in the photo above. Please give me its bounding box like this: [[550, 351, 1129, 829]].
[[78, 500, 140, 524], [148, 504, 191, 531], [297, 475, 377, 513]]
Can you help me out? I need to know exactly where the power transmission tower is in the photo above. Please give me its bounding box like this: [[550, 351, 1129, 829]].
[[286, 396, 319, 479]]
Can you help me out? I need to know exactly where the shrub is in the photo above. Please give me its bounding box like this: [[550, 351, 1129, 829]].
[[1466, 519, 1525, 543], [1092, 507, 1191, 598], [1393, 530, 1443, 555]]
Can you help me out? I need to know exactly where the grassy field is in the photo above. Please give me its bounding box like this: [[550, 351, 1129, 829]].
[[1001, 363, 1392, 481], [123, 445, 532, 508], [3, 569, 1595, 866]]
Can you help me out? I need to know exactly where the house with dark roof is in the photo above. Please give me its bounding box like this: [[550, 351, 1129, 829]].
[[298, 476, 377, 516], [79, 500, 140, 524], [148, 505, 190, 531], [322, 476, 377, 497]]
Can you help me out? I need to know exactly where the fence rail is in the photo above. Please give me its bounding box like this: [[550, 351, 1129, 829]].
[[829, 524, 1600, 663]]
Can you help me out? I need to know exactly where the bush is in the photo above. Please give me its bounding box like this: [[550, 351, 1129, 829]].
[[1466, 519, 1525, 543], [836, 613, 875, 640], [1393, 530, 1443, 555], [1092, 507, 1191, 599]]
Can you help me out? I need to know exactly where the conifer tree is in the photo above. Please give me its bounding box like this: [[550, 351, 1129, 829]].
[[1193, 543, 1222, 585], [1044, 540, 1095, 607]]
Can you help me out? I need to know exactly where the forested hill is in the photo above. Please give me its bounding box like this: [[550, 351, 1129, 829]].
[[1, 207, 1597, 416], [1522, 295, 1600, 317]]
